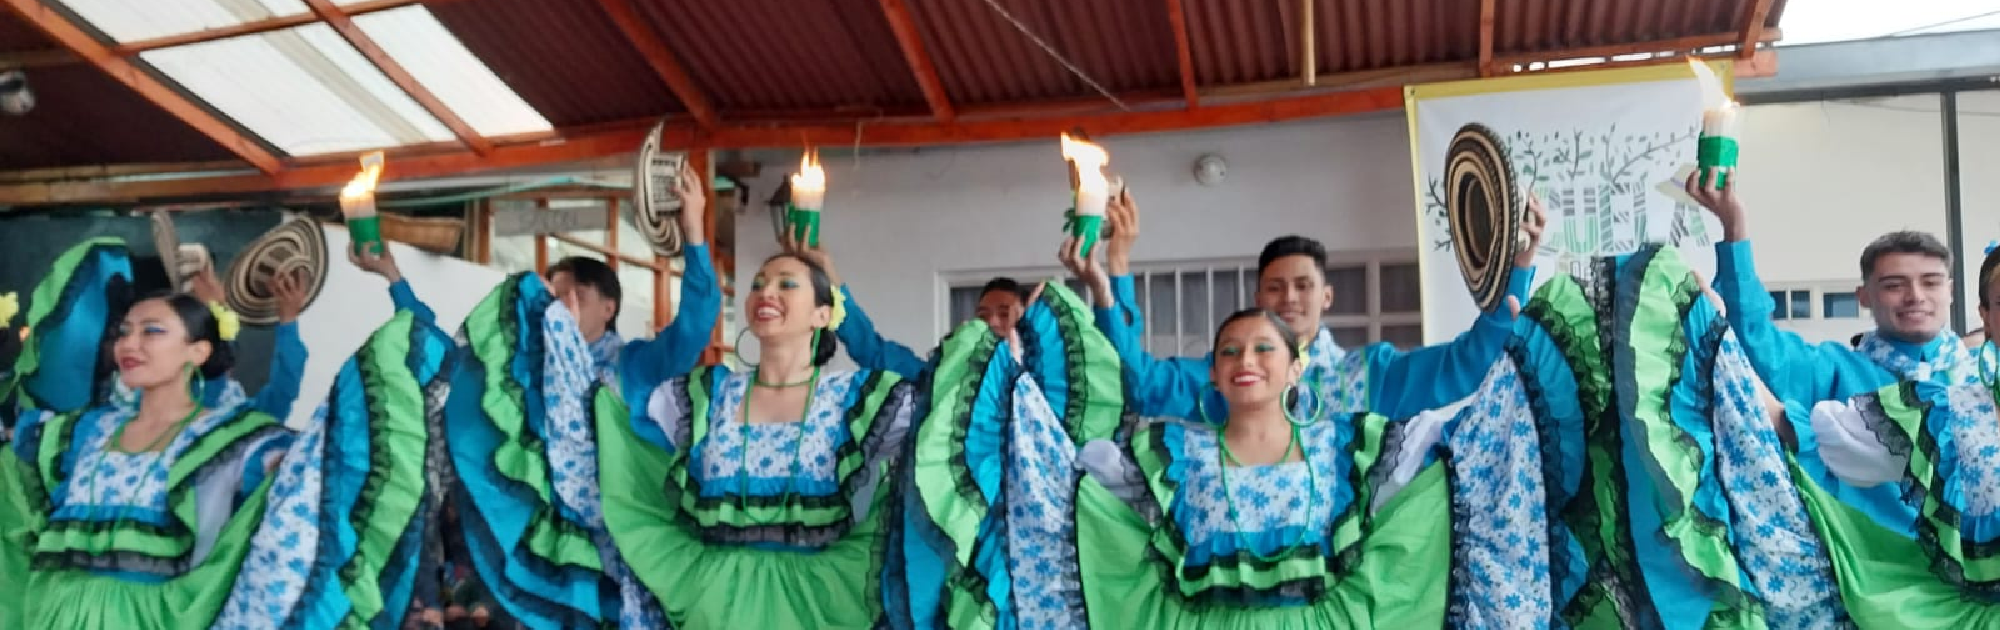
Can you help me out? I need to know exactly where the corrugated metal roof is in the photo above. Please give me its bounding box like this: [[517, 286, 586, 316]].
[[0, 0, 1798, 173], [910, 0, 1180, 105], [0, 11, 53, 51], [425, 0, 681, 127], [0, 64, 235, 169], [634, 0, 926, 113]]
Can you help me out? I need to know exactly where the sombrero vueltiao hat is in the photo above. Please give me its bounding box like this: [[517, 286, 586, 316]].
[[148, 210, 212, 292], [1443, 123, 1529, 312], [224, 217, 329, 325], [632, 117, 686, 257]]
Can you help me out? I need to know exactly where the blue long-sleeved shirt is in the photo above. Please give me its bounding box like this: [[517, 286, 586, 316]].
[[250, 278, 433, 421], [611, 243, 720, 389], [1710, 240, 1958, 531], [1094, 268, 1533, 420], [833, 286, 930, 379]]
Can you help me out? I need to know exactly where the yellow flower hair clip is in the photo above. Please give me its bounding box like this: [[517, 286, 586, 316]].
[[1294, 341, 1310, 373], [827, 288, 849, 331], [208, 301, 241, 342], [0, 292, 17, 329]]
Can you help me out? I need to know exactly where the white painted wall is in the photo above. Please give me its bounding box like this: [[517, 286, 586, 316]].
[[289, 225, 505, 427], [719, 92, 2000, 354], [728, 113, 1417, 364]]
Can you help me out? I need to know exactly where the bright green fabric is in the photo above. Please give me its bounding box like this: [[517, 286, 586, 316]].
[[1076, 462, 1451, 629]]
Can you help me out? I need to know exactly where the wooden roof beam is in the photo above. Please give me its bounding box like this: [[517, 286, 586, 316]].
[[878, 0, 956, 120], [302, 0, 493, 155], [0, 48, 79, 70], [598, 0, 720, 128], [117, 0, 442, 54], [1737, 0, 1779, 58], [1477, 0, 1496, 76], [3, 0, 282, 173], [1165, 0, 1199, 106]]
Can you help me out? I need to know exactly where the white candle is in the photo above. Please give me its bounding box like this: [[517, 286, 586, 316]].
[[1061, 133, 1110, 217], [790, 151, 826, 211]]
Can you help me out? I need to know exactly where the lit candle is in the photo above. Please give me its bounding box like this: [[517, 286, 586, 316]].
[[340, 151, 387, 256], [787, 149, 826, 247], [1687, 59, 1740, 189], [1061, 133, 1111, 257]]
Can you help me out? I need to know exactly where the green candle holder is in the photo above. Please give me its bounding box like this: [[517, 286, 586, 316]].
[[348, 215, 384, 256], [786, 205, 821, 248], [1697, 134, 1739, 189]]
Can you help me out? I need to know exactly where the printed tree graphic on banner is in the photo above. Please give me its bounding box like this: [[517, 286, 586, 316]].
[[1424, 124, 1711, 276]]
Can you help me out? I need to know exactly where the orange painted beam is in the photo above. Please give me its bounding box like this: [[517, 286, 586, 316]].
[[666, 87, 1404, 148], [1164, 0, 1199, 107], [878, 0, 956, 120], [1737, 0, 1778, 58], [303, 0, 494, 155], [598, 0, 720, 128], [1477, 0, 1496, 76], [2, 0, 282, 173], [117, 0, 439, 54]]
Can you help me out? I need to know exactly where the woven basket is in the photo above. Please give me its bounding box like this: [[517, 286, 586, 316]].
[[376, 213, 465, 255]]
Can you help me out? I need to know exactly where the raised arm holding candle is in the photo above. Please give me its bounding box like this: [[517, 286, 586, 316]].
[[340, 151, 387, 257]]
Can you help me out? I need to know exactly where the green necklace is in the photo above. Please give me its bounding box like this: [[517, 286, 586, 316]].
[[1215, 422, 1318, 563], [734, 366, 819, 525]]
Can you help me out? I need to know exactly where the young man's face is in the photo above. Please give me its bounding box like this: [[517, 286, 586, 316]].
[[1256, 254, 1333, 339], [976, 290, 1024, 334], [547, 271, 617, 341], [1860, 252, 1952, 343]]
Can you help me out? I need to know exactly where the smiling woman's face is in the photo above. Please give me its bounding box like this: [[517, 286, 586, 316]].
[[110, 298, 209, 390], [1210, 314, 1300, 408]]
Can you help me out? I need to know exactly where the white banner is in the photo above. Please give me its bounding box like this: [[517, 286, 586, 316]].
[[1407, 63, 1739, 343]]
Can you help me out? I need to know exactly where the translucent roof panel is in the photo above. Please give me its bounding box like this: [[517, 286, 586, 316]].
[[143, 23, 455, 155], [353, 7, 553, 137], [59, 0, 307, 43], [1780, 0, 2000, 45]]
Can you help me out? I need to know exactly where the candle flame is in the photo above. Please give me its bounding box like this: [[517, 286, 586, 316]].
[[1060, 133, 1109, 172], [341, 151, 385, 200], [1061, 133, 1109, 194], [1686, 58, 1735, 110], [791, 150, 825, 190]]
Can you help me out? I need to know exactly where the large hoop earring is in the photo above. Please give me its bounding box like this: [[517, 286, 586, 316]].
[[730, 327, 759, 367], [186, 362, 205, 403], [1197, 388, 1221, 426], [1285, 381, 1322, 427]]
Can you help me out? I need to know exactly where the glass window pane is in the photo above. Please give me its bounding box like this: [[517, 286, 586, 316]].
[[1791, 291, 1812, 321], [1147, 272, 1178, 341], [1324, 265, 1367, 316], [353, 6, 553, 136], [616, 266, 656, 338], [948, 286, 980, 325], [1378, 263, 1422, 313], [1179, 271, 1211, 340], [58, 0, 307, 43], [1767, 291, 1790, 319], [1329, 326, 1370, 349], [141, 24, 454, 154], [1381, 324, 1424, 351], [1210, 269, 1241, 332], [1823, 292, 1860, 319]]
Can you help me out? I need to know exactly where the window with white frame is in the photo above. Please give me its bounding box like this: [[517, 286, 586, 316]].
[[1767, 285, 1866, 321], [944, 252, 1424, 356]]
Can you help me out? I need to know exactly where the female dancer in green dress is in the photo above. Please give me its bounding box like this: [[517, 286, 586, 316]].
[[593, 253, 917, 629]]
